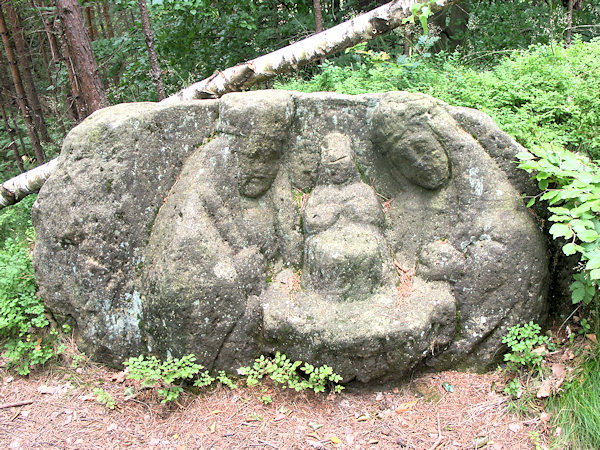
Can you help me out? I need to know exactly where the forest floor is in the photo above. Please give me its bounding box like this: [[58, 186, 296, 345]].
[[0, 340, 554, 450]]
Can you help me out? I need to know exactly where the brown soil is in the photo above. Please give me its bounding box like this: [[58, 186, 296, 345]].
[[0, 345, 552, 450]]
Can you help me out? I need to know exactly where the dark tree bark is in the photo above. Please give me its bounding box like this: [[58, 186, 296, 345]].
[[137, 0, 165, 100], [566, 0, 574, 46], [55, 0, 107, 115], [84, 5, 96, 41], [0, 95, 24, 172], [0, 3, 45, 164], [4, 1, 51, 142], [54, 15, 86, 121], [101, 0, 114, 38], [314, 0, 323, 33]]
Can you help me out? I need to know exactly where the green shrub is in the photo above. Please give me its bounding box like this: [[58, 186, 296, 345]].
[[238, 352, 344, 394], [124, 352, 344, 403], [0, 228, 61, 375], [518, 144, 600, 307], [124, 353, 213, 403], [502, 321, 550, 372]]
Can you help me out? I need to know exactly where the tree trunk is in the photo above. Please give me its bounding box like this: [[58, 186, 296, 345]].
[[35, 0, 61, 66], [137, 0, 165, 100], [164, 0, 459, 102], [101, 0, 114, 38], [4, 1, 51, 143], [566, 0, 574, 46], [0, 95, 24, 173], [314, 0, 324, 33], [54, 14, 86, 121], [1, 0, 462, 209], [84, 5, 96, 41], [0, 3, 45, 164], [0, 158, 58, 208], [55, 0, 107, 114]]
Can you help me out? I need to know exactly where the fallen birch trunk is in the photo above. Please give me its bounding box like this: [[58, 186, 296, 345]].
[[162, 0, 458, 102], [0, 159, 59, 209]]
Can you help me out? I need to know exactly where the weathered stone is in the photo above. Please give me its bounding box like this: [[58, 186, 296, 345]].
[[33, 91, 549, 383]]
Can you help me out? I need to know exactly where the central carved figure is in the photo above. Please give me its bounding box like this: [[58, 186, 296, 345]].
[[32, 90, 549, 383], [302, 133, 391, 300]]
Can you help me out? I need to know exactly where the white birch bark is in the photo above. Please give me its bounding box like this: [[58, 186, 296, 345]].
[[0, 159, 58, 209], [163, 0, 458, 102]]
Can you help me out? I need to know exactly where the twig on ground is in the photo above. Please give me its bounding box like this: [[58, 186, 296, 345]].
[[428, 413, 443, 450], [0, 400, 34, 409]]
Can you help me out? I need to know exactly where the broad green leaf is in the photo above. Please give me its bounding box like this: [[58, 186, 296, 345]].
[[572, 287, 586, 303], [548, 207, 571, 215], [548, 214, 571, 222], [562, 243, 583, 256], [549, 223, 573, 240], [578, 229, 599, 242], [585, 258, 600, 271], [590, 269, 600, 281], [516, 151, 535, 161]]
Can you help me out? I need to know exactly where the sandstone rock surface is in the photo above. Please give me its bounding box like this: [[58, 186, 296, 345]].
[[33, 91, 549, 383]]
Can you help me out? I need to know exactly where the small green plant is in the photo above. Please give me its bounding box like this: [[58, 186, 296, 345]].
[[238, 352, 344, 394], [259, 394, 272, 405], [124, 354, 211, 403], [70, 352, 87, 369], [529, 430, 544, 450], [502, 321, 549, 371], [401, 1, 436, 35], [216, 370, 238, 390], [504, 378, 523, 397], [93, 388, 116, 409]]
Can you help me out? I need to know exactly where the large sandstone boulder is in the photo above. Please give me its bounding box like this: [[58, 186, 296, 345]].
[[32, 91, 549, 383]]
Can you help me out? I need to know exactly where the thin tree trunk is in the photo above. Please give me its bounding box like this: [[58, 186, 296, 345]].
[[35, 0, 60, 65], [0, 3, 45, 164], [164, 0, 459, 102], [4, 1, 51, 143], [84, 5, 96, 41], [55, 0, 107, 114], [101, 0, 114, 38], [137, 0, 165, 100], [54, 15, 86, 121], [0, 96, 24, 172], [566, 0, 574, 46], [314, 0, 324, 33]]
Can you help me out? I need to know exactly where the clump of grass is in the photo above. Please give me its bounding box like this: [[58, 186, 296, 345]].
[[549, 322, 600, 448]]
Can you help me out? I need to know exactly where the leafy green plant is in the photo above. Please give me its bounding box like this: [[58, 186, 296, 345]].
[[0, 222, 62, 375], [517, 143, 600, 306], [259, 394, 272, 405], [93, 388, 116, 410], [401, 1, 436, 35], [502, 321, 549, 372], [238, 352, 344, 394], [504, 378, 523, 397], [124, 354, 212, 403], [216, 370, 237, 390]]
